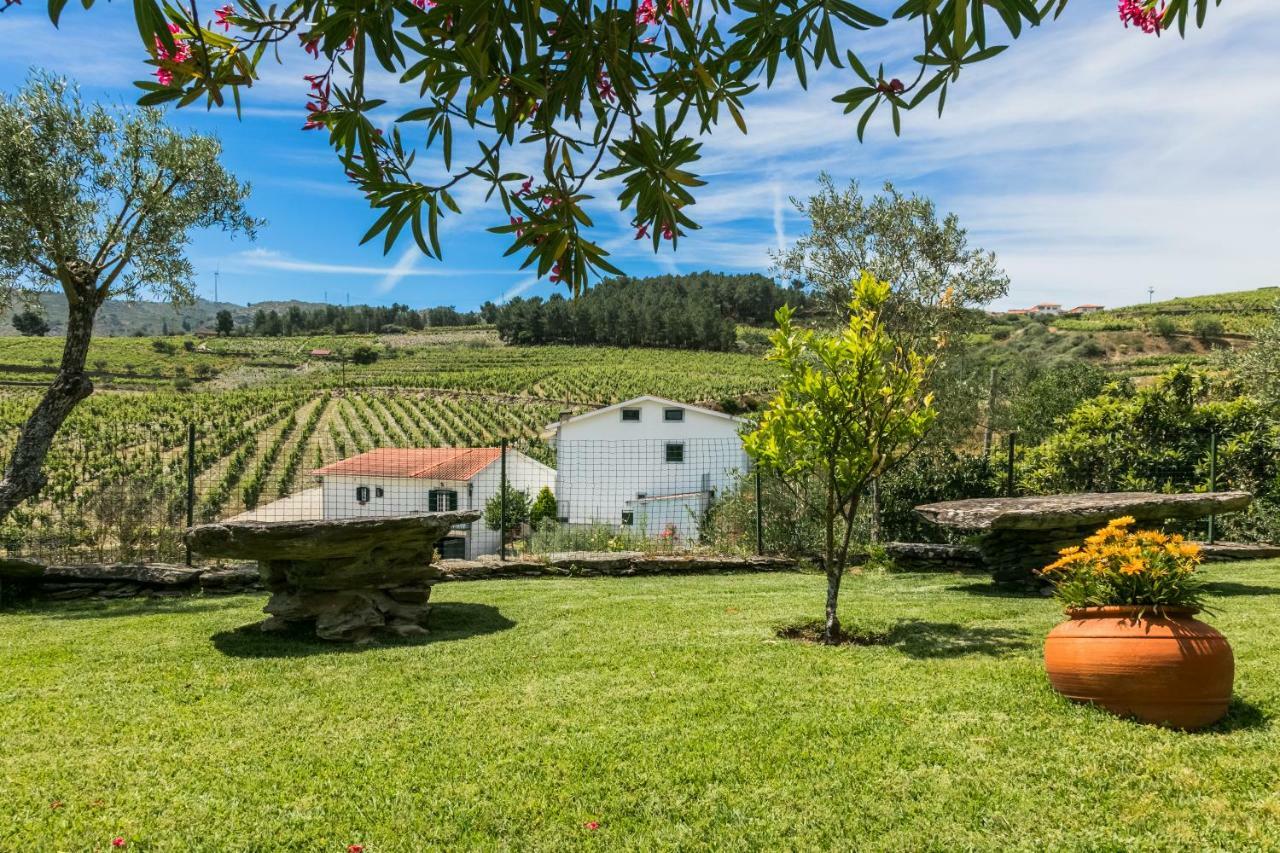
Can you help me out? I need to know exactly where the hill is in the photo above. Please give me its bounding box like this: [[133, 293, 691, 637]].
[[1054, 286, 1279, 336], [1, 292, 336, 337]]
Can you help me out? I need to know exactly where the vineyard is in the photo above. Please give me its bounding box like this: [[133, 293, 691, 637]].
[[0, 329, 776, 562]]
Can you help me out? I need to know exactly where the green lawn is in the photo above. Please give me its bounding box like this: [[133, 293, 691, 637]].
[[4, 564, 1280, 851]]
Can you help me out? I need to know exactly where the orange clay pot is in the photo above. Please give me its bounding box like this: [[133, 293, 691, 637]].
[[1044, 606, 1233, 730]]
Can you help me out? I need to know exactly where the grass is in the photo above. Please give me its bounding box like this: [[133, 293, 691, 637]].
[[4, 563, 1280, 850]]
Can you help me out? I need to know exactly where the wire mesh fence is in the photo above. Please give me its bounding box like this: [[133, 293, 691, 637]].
[[0, 393, 1265, 567]]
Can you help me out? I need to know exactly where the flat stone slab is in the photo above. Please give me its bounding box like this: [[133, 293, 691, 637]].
[[915, 491, 1251, 532]]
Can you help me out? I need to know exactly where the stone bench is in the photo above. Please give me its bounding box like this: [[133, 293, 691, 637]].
[[186, 511, 479, 642], [914, 491, 1252, 586]]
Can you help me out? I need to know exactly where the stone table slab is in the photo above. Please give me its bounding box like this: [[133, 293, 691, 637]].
[[915, 491, 1251, 532]]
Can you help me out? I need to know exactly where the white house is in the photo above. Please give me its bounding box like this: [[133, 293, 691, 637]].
[[541, 396, 749, 543], [312, 447, 555, 559]]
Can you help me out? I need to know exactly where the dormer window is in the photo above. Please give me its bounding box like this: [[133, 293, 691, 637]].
[[621, 408, 641, 422], [663, 408, 684, 422]]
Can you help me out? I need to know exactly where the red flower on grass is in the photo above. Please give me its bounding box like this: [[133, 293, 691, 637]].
[[348, 845, 365, 853], [584, 821, 600, 831], [111, 838, 126, 849]]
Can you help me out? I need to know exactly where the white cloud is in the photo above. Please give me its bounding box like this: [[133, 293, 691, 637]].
[[228, 248, 518, 279]]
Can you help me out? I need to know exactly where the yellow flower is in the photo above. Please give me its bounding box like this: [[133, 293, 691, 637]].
[[1058, 545, 1081, 557], [1120, 559, 1146, 576], [1107, 516, 1136, 529]]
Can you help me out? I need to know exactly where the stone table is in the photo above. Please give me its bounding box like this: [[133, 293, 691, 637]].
[[186, 511, 480, 641], [914, 491, 1252, 586]]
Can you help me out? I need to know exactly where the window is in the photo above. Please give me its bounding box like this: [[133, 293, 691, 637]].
[[374, 487, 385, 498], [429, 489, 459, 511], [663, 407, 684, 422], [665, 442, 684, 463], [355, 485, 370, 503], [621, 510, 634, 526], [620, 408, 641, 422]]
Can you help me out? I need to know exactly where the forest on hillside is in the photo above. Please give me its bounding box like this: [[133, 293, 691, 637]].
[[494, 272, 808, 350]]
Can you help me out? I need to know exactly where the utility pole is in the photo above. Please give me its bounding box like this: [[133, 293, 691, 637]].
[[1148, 286, 1154, 304], [213, 267, 220, 304]]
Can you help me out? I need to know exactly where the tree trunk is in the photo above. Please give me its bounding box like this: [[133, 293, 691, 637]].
[[822, 474, 841, 644], [823, 566, 842, 644], [0, 278, 99, 521]]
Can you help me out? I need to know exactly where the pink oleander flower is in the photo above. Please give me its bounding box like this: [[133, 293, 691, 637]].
[[660, 222, 675, 240], [153, 22, 191, 86], [597, 73, 616, 103], [518, 177, 533, 197], [509, 215, 526, 238], [1118, 0, 1164, 34], [344, 30, 357, 50], [302, 34, 320, 58], [213, 4, 234, 31], [412, 0, 435, 7], [549, 261, 563, 283], [634, 223, 649, 240], [636, 0, 657, 25]]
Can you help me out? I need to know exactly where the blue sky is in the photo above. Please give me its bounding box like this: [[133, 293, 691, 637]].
[[1, 2, 1277, 311]]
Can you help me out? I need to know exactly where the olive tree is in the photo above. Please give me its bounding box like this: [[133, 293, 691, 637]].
[[771, 175, 1008, 333], [744, 271, 936, 644], [0, 74, 257, 520], [21, 0, 1219, 294]]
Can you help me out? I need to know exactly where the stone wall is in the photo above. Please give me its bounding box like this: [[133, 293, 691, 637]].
[[440, 552, 798, 580], [0, 559, 260, 603]]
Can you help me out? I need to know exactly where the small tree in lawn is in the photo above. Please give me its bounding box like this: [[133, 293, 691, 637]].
[[484, 487, 531, 547], [0, 74, 256, 521], [744, 272, 937, 644]]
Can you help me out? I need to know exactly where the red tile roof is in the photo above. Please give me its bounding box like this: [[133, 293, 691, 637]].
[[313, 447, 501, 480]]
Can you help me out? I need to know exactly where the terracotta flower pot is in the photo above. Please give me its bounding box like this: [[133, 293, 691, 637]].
[[1044, 605, 1233, 730]]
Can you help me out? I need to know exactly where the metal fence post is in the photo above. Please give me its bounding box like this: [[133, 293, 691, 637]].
[[1207, 430, 1218, 545], [185, 422, 196, 567], [499, 437, 508, 561], [754, 466, 763, 556], [1006, 432, 1017, 498]]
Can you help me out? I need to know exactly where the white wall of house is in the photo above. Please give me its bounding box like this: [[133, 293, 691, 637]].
[[319, 450, 555, 559], [549, 397, 748, 538]]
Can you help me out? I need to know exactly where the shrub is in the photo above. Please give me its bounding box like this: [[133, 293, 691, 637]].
[[1149, 316, 1178, 337], [529, 487, 558, 530], [349, 345, 379, 365], [1192, 315, 1225, 341], [152, 340, 176, 354], [1040, 517, 1206, 614]]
